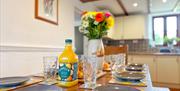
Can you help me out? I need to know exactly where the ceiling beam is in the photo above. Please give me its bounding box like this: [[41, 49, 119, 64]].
[[80, 0, 100, 3], [116, 0, 128, 16]]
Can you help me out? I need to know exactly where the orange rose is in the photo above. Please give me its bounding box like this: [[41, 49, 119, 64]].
[[81, 11, 88, 16], [95, 13, 104, 22]]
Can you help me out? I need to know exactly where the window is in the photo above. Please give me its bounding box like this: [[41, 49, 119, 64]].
[[153, 14, 180, 46]]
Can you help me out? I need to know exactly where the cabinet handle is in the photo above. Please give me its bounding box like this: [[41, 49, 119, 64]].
[[142, 35, 144, 38], [153, 58, 155, 62], [177, 57, 179, 63]]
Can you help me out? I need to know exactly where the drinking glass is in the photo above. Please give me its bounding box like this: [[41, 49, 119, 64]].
[[81, 55, 100, 89], [42, 56, 58, 85], [104, 54, 125, 73], [78, 55, 85, 79], [104, 55, 112, 70], [111, 54, 126, 73]]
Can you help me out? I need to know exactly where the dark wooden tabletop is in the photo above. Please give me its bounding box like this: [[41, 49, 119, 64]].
[[14, 71, 154, 91], [5, 65, 169, 91]]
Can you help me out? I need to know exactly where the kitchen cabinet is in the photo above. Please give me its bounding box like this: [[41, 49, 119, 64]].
[[128, 55, 157, 82], [128, 54, 180, 88], [123, 15, 147, 39], [127, 55, 133, 63], [156, 56, 180, 84], [112, 15, 147, 39], [112, 17, 124, 39]]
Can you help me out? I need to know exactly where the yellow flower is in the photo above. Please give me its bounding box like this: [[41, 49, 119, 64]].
[[106, 16, 114, 29], [87, 12, 97, 16], [82, 12, 97, 20]]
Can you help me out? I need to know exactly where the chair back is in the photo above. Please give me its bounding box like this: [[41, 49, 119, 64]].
[[104, 45, 128, 64]]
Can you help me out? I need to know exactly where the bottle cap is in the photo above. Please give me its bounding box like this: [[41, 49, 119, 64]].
[[65, 39, 72, 44]]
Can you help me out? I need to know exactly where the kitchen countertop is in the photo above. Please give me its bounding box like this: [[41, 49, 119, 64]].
[[128, 52, 180, 56]]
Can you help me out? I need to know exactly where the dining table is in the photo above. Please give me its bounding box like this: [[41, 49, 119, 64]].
[[0, 66, 170, 91]]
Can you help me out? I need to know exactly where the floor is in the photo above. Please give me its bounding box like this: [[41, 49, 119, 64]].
[[170, 88, 180, 91]]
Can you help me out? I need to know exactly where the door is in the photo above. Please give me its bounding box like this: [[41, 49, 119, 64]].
[[74, 26, 84, 55]]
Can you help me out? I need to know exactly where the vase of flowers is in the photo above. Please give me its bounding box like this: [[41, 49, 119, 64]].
[[79, 11, 114, 70], [79, 11, 114, 56]]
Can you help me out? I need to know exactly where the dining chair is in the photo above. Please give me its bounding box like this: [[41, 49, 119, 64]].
[[104, 45, 128, 65]]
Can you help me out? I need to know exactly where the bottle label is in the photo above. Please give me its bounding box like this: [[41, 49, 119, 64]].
[[58, 62, 78, 82]]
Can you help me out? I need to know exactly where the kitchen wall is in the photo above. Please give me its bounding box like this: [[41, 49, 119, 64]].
[[0, 0, 75, 77]]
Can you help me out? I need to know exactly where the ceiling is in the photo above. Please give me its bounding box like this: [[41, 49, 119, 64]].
[[91, 0, 123, 15], [150, 0, 179, 13], [77, 0, 180, 16]]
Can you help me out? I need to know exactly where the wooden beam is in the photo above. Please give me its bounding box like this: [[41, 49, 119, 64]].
[[116, 0, 128, 16], [80, 0, 100, 3], [114, 14, 124, 17]]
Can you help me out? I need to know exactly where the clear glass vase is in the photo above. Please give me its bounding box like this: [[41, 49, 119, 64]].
[[87, 39, 104, 56], [87, 39, 104, 71]]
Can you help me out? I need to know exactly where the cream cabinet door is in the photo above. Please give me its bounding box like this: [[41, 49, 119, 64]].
[[131, 55, 157, 82], [156, 56, 180, 84], [112, 17, 124, 39], [127, 55, 133, 63], [123, 15, 146, 39]]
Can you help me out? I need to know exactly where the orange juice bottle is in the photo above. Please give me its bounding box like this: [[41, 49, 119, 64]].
[[57, 39, 78, 87]]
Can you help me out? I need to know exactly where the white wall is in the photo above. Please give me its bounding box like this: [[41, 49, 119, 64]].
[[0, 0, 75, 77], [0, 0, 74, 47]]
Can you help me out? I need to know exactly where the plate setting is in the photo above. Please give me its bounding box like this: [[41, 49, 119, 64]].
[[95, 84, 141, 91], [113, 72, 145, 81], [125, 64, 145, 72], [127, 63, 144, 68], [0, 76, 30, 87]]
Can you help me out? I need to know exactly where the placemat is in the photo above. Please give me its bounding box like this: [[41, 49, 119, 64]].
[[78, 72, 106, 83], [0, 77, 43, 91], [109, 77, 147, 87]]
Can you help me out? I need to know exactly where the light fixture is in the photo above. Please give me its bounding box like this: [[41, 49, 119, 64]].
[[162, 0, 167, 3], [133, 3, 138, 7]]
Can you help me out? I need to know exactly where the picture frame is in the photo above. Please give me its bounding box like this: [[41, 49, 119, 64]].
[[35, 0, 58, 25]]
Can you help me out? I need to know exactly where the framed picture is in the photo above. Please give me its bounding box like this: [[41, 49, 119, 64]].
[[35, 0, 58, 25]]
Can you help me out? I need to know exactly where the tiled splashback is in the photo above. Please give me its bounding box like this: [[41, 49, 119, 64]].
[[103, 39, 180, 53], [103, 39, 150, 52]]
